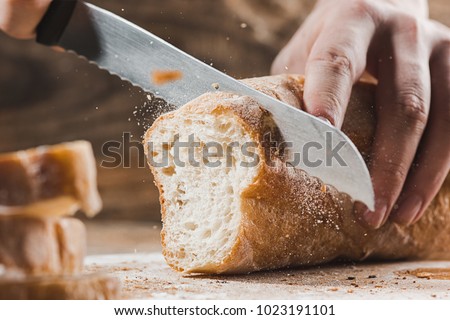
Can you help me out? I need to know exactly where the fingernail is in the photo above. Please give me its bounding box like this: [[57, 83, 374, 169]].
[[353, 202, 369, 224], [392, 195, 422, 226], [318, 116, 333, 126], [363, 199, 388, 229]]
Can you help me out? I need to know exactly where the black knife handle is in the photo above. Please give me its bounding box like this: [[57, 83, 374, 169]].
[[36, 0, 77, 45]]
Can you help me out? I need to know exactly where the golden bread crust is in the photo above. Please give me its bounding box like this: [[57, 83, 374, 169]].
[[145, 75, 449, 274]]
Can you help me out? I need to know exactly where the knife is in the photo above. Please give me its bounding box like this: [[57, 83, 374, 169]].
[[36, 0, 374, 210]]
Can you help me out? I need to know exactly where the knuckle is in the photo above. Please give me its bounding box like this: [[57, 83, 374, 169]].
[[428, 20, 450, 41], [311, 49, 354, 78], [378, 160, 409, 186], [348, 0, 376, 19], [395, 89, 428, 128], [393, 14, 423, 42]]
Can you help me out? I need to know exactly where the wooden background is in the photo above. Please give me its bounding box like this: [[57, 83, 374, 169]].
[[0, 0, 448, 222]]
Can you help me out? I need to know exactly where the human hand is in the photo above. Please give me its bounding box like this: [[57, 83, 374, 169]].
[[0, 0, 52, 39], [272, 0, 450, 228]]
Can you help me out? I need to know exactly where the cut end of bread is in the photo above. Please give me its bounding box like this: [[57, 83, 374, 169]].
[[146, 106, 259, 272], [0, 140, 102, 217]]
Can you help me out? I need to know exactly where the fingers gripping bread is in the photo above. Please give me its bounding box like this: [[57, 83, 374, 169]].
[[144, 74, 450, 274]]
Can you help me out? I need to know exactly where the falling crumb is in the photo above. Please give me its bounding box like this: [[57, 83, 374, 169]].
[[151, 70, 183, 85], [328, 287, 339, 292], [347, 289, 354, 293], [347, 276, 356, 280], [402, 268, 450, 280], [431, 294, 437, 298], [374, 285, 383, 288], [211, 83, 220, 90], [368, 275, 377, 279], [240, 22, 247, 29]]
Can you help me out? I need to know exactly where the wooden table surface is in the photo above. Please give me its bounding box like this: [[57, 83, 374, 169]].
[[85, 221, 450, 299]]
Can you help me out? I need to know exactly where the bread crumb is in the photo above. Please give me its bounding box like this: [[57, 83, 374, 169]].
[[151, 70, 183, 85]]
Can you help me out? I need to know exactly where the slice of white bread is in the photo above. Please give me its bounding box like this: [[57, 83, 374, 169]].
[[144, 74, 450, 274], [0, 141, 102, 217], [0, 273, 120, 299], [0, 216, 86, 276]]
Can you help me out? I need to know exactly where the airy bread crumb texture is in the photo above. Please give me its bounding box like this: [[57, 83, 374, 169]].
[[150, 110, 259, 272]]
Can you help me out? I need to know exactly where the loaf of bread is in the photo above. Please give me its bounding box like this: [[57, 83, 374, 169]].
[[144, 74, 450, 274], [0, 141, 102, 217], [0, 216, 86, 277], [0, 273, 120, 299]]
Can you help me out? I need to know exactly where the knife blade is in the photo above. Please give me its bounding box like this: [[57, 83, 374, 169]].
[[36, 0, 374, 210]]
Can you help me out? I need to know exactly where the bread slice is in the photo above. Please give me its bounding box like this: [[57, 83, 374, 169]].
[[144, 74, 450, 274], [0, 216, 86, 276], [0, 273, 120, 300], [0, 140, 102, 217]]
